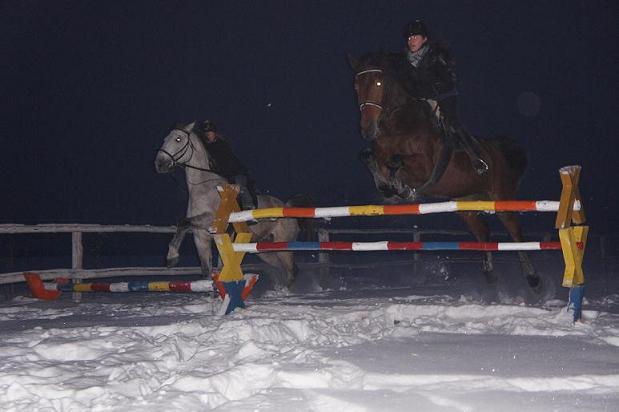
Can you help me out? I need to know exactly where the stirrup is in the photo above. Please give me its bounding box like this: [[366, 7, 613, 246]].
[[474, 158, 489, 175]]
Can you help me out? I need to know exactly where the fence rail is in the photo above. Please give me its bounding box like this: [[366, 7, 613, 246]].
[[0, 224, 176, 234], [0, 222, 611, 286], [1, 224, 179, 285]]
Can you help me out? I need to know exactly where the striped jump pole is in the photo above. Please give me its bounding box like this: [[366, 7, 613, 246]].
[[24, 271, 259, 316], [24, 272, 215, 300], [228, 200, 582, 223], [232, 241, 562, 253]]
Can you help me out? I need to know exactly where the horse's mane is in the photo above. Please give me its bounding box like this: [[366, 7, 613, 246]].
[[172, 121, 217, 170], [356, 52, 435, 119], [356, 52, 417, 96]]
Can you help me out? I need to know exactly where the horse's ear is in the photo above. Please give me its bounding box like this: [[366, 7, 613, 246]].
[[191, 121, 206, 139], [347, 53, 360, 71]]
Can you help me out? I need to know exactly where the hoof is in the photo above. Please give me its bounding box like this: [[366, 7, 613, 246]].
[[378, 184, 398, 198], [359, 148, 373, 163], [277, 276, 295, 289], [166, 256, 179, 268], [526, 275, 543, 293], [474, 159, 489, 175], [483, 270, 498, 285]]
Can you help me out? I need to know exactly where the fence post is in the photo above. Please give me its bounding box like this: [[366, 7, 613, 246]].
[[413, 230, 421, 275], [72, 232, 83, 302], [317, 228, 330, 281], [413, 230, 421, 262], [318, 229, 330, 265]]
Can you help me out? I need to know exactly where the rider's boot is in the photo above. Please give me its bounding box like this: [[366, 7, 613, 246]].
[[239, 188, 256, 210], [439, 96, 488, 175], [233, 174, 257, 210], [455, 128, 488, 175]]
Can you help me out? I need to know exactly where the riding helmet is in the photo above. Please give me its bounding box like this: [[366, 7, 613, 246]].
[[202, 120, 217, 133], [404, 20, 430, 38]]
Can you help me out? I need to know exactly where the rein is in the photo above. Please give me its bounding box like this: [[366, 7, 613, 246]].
[[158, 128, 223, 186], [157, 128, 212, 173]]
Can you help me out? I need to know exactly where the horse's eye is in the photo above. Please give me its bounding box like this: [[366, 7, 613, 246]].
[[175, 137, 182, 142], [376, 81, 382, 87]]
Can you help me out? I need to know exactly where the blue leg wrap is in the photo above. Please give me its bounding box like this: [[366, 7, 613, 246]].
[[568, 285, 585, 322]]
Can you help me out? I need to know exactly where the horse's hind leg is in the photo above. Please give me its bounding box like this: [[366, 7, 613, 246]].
[[276, 251, 297, 287], [497, 212, 541, 291], [458, 212, 495, 283], [167, 218, 191, 267], [258, 252, 289, 290]]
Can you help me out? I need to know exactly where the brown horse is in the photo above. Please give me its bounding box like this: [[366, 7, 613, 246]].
[[349, 52, 540, 290]]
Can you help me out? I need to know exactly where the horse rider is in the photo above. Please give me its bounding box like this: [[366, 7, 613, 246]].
[[401, 20, 489, 175], [198, 120, 257, 210]]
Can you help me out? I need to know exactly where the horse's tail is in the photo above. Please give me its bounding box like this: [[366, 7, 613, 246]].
[[286, 194, 317, 241], [495, 136, 528, 183]]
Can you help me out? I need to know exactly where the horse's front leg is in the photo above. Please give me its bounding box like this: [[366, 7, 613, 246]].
[[360, 148, 413, 199], [193, 228, 213, 279], [166, 211, 215, 268], [166, 218, 191, 267]]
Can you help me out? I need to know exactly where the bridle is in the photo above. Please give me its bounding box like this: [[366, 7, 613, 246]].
[[355, 69, 384, 113], [157, 127, 224, 189], [157, 128, 212, 173]]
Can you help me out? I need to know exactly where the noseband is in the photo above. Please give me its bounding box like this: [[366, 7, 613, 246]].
[[157, 128, 211, 172], [157, 128, 192, 167], [355, 69, 384, 112]]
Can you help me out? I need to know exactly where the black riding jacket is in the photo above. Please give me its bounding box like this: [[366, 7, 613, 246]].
[[205, 136, 248, 180], [400, 42, 457, 100]]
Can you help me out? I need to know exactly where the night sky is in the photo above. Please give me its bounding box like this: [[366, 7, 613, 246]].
[[2, 1, 617, 233]]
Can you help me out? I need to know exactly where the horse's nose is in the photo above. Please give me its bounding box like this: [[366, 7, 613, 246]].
[[360, 118, 380, 140], [154, 154, 172, 173], [361, 125, 379, 141]]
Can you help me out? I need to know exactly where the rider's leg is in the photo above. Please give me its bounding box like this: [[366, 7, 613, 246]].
[[439, 96, 488, 175], [456, 130, 489, 175], [233, 174, 256, 210]]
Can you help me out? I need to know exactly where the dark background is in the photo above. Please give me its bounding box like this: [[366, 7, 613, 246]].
[[1, 1, 617, 234]]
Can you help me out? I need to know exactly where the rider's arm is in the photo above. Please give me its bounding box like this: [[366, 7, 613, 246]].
[[431, 47, 457, 95]]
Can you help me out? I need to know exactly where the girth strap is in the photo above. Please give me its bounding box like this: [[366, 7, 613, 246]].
[[411, 142, 453, 195]]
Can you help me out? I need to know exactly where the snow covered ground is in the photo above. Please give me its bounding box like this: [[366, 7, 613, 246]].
[[1, 258, 618, 411]]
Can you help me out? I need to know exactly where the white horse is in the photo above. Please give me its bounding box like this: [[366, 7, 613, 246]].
[[154, 121, 300, 289]]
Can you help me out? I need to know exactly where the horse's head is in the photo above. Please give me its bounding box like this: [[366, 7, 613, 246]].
[[349, 52, 409, 141], [349, 54, 385, 140], [154, 121, 207, 173]]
